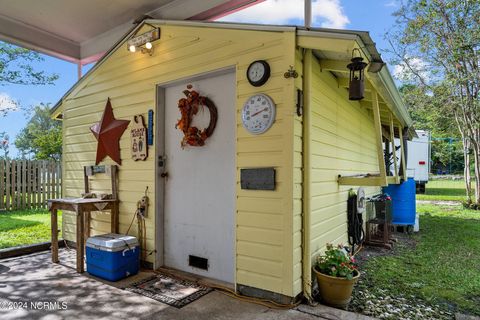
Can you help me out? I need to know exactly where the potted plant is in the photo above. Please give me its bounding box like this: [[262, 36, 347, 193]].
[[313, 243, 359, 308]]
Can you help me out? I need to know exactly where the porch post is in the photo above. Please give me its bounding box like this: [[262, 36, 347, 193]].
[[399, 126, 407, 180], [389, 113, 399, 183], [372, 91, 388, 186]]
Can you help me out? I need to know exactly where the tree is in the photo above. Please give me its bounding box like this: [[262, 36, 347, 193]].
[[0, 41, 59, 115], [399, 84, 465, 175], [0, 132, 9, 159], [15, 104, 62, 160], [0, 41, 58, 86], [387, 0, 480, 203]]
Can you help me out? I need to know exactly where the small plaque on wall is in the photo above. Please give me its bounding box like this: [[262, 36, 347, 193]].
[[85, 165, 106, 176], [240, 168, 275, 190], [131, 114, 148, 161]]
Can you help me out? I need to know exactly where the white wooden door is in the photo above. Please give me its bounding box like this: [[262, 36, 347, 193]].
[[162, 72, 236, 283]]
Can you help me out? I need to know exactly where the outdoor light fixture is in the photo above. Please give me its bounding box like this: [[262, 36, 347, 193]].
[[127, 28, 160, 56], [347, 48, 368, 101]]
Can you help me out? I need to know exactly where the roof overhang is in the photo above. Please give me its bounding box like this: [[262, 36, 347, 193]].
[[0, 0, 264, 65], [296, 28, 413, 136], [50, 19, 413, 139], [49, 19, 297, 119]]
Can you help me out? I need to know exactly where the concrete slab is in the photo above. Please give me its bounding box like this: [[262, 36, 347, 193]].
[[0, 249, 369, 320], [297, 304, 376, 320]]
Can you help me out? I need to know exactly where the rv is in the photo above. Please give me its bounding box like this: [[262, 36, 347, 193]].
[[407, 130, 431, 193]]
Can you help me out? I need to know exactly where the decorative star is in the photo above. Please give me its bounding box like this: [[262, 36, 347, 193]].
[[90, 98, 130, 165]]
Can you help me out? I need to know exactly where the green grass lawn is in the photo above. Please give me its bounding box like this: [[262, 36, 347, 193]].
[[0, 209, 62, 249], [363, 203, 480, 315], [416, 179, 472, 201]]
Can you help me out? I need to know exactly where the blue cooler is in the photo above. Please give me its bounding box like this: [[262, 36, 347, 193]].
[[86, 233, 140, 281]]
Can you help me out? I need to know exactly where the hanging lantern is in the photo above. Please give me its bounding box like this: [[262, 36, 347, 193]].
[[347, 48, 368, 101]]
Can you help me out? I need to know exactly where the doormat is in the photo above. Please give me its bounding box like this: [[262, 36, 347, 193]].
[[125, 273, 212, 308]]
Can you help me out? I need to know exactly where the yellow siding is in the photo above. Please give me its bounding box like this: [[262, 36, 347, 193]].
[[306, 56, 380, 260], [62, 24, 298, 296]]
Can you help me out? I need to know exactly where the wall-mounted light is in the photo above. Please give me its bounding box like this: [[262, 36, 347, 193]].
[[127, 28, 160, 56], [347, 48, 368, 101]]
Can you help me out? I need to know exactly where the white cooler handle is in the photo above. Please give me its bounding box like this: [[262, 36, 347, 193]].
[[122, 247, 136, 256]]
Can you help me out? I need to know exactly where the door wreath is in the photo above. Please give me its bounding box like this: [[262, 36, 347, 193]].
[[175, 85, 218, 147]]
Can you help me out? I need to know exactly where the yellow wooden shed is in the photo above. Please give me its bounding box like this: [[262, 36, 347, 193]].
[[52, 19, 412, 303]]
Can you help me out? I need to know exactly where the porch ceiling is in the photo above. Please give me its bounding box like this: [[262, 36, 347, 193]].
[[0, 0, 262, 64]]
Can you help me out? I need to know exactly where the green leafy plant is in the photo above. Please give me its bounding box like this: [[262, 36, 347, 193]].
[[315, 243, 358, 280], [15, 104, 62, 160]]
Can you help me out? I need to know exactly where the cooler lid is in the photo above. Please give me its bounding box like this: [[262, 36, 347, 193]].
[[86, 233, 138, 251]]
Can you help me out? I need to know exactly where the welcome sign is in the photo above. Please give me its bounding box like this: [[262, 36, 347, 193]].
[[131, 114, 148, 161]]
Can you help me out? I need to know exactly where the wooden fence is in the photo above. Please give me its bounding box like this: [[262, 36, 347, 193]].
[[0, 160, 61, 211]]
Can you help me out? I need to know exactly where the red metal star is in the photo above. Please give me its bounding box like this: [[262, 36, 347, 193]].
[[90, 98, 130, 165]]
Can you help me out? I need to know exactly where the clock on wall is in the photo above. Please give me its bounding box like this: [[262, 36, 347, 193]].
[[242, 94, 276, 134], [246, 60, 270, 87]]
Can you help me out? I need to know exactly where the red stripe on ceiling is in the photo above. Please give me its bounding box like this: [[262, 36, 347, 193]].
[[188, 0, 266, 21]]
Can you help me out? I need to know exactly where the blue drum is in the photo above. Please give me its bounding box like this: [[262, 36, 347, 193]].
[[383, 178, 416, 226]]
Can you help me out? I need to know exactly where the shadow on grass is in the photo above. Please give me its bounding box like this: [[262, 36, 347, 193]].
[[425, 187, 467, 196], [0, 215, 41, 232]]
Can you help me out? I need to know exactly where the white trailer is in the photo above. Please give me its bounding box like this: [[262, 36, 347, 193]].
[[407, 130, 431, 193]]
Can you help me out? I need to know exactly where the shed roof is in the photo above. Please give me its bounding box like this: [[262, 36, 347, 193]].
[[50, 19, 412, 132]]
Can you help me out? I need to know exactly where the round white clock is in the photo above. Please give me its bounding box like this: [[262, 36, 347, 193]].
[[242, 94, 276, 134]]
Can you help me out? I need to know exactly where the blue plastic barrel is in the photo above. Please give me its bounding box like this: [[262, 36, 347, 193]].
[[383, 178, 416, 226]]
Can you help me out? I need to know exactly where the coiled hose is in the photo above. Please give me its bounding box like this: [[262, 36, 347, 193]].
[[347, 193, 365, 254]]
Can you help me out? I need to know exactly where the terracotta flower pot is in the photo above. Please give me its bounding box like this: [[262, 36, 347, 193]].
[[313, 267, 360, 308]]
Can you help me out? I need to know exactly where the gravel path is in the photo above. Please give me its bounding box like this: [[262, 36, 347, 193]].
[[347, 277, 454, 319], [416, 200, 462, 206]]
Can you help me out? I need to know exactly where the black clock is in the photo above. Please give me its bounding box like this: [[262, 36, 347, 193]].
[[246, 60, 270, 87]]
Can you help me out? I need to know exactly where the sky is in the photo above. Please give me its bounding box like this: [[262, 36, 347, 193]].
[[0, 0, 400, 158]]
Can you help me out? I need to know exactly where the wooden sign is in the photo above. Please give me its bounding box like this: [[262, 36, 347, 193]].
[[85, 165, 106, 176], [131, 115, 148, 161], [127, 28, 160, 49]]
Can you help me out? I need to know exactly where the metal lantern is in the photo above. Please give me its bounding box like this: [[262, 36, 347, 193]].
[[347, 49, 368, 100]]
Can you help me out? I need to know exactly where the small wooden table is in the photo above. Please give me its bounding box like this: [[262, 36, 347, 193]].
[[48, 198, 119, 273]]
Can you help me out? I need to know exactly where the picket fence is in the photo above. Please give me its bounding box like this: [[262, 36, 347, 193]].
[[0, 160, 61, 211]]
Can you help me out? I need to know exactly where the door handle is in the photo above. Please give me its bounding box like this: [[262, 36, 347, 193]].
[[161, 172, 169, 178]]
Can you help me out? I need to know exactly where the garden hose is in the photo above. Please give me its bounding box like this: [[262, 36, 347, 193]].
[[347, 193, 365, 254], [203, 283, 302, 310], [125, 207, 147, 261], [352, 244, 363, 256]]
